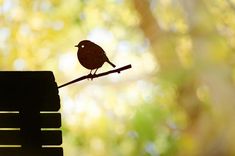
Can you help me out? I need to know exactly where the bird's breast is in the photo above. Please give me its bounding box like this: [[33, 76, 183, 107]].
[[77, 49, 105, 70]]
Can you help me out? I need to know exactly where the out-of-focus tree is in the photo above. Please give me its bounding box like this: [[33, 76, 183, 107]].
[[134, 0, 235, 155], [1, 0, 235, 155]]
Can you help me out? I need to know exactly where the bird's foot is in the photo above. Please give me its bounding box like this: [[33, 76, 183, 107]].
[[91, 75, 94, 81], [87, 73, 97, 80], [90, 73, 97, 80], [87, 73, 93, 80]]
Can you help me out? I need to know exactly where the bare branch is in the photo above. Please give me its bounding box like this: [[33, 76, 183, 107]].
[[58, 64, 132, 89]]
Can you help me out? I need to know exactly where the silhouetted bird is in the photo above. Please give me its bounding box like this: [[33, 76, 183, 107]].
[[75, 40, 116, 75]]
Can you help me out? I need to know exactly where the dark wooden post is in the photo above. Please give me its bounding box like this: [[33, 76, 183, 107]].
[[0, 71, 63, 156]]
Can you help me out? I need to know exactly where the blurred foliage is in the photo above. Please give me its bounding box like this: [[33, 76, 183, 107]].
[[1, 0, 235, 155]]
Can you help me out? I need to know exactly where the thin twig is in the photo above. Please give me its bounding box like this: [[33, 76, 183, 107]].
[[58, 64, 132, 89]]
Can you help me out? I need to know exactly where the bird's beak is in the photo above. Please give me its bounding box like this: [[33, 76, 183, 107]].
[[75, 45, 79, 47]]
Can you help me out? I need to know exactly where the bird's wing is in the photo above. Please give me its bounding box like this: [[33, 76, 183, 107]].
[[94, 44, 106, 54]]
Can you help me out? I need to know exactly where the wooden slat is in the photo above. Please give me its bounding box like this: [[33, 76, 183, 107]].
[[0, 71, 55, 81], [0, 113, 61, 128], [41, 147, 63, 156], [0, 71, 60, 111], [40, 113, 61, 128], [0, 97, 60, 111], [0, 113, 18, 128], [0, 147, 21, 156], [0, 147, 63, 156], [0, 130, 62, 145], [41, 130, 62, 145]]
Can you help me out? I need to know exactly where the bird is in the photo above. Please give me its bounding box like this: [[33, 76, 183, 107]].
[[75, 40, 116, 76]]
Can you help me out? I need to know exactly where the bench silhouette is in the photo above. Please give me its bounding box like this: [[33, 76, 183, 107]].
[[0, 71, 63, 156]]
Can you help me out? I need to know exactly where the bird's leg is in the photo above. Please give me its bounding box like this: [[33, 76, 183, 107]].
[[87, 70, 93, 80], [90, 69, 97, 80], [89, 68, 98, 80], [93, 68, 99, 76]]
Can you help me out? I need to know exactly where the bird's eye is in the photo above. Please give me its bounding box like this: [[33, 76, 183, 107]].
[[81, 45, 85, 48]]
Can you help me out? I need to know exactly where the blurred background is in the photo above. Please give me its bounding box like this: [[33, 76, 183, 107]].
[[1, 0, 235, 155]]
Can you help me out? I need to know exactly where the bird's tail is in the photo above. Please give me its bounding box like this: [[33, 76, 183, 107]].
[[107, 60, 116, 68]]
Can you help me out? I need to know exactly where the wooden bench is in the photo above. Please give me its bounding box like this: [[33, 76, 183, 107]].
[[0, 71, 63, 156]]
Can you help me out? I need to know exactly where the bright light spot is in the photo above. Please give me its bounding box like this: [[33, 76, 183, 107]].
[[75, 94, 101, 119], [0, 27, 10, 42], [137, 80, 154, 101], [30, 16, 43, 30], [19, 24, 31, 37], [114, 96, 128, 116], [51, 21, 64, 30], [10, 6, 25, 21], [117, 41, 131, 54], [40, 0, 52, 11], [89, 104, 101, 118], [2, 0, 13, 13], [13, 58, 26, 70], [62, 97, 77, 125], [63, 97, 75, 115], [59, 53, 77, 73], [88, 28, 114, 44]]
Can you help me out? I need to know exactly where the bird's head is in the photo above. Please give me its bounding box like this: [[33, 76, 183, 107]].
[[75, 40, 92, 49]]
